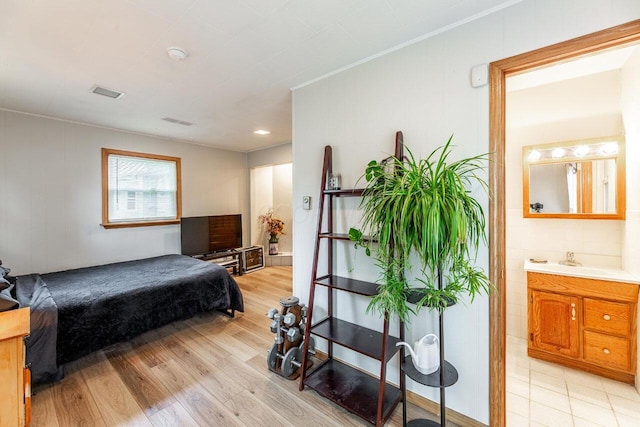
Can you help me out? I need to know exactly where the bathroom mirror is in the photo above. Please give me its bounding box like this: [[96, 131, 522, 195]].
[[523, 136, 625, 219]]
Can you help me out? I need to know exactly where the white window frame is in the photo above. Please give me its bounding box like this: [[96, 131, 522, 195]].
[[101, 148, 182, 228]]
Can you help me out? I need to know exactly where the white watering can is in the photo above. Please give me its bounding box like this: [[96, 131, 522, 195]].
[[396, 334, 440, 375]]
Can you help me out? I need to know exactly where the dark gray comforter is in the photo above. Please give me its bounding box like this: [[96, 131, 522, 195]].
[[17, 254, 244, 385], [15, 274, 60, 384]]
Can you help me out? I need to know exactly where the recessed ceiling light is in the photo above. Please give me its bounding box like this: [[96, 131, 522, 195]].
[[254, 130, 270, 135], [167, 47, 189, 61]]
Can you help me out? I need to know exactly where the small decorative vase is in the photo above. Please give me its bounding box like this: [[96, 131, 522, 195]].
[[269, 234, 279, 255]]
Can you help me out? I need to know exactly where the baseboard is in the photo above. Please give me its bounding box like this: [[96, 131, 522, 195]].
[[405, 390, 487, 427]]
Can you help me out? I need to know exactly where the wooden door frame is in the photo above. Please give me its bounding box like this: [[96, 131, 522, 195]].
[[488, 19, 640, 426]]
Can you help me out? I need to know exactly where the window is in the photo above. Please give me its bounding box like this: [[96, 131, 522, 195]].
[[127, 191, 136, 210], [102, 148, 182, 228]]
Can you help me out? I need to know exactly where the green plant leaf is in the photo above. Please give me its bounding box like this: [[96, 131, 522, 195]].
[[348, 227, 362, 241], [351, 135, 492, 318]]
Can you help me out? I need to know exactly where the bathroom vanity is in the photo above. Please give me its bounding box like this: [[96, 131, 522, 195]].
[[525, 261, 639, 383]]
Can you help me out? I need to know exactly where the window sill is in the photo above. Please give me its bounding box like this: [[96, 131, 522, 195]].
[[101, 219, 180, 229]]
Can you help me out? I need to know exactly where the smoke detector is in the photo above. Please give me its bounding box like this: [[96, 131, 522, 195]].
[[167, 47, 189, 61]]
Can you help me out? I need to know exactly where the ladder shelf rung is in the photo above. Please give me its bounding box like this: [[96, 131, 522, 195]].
[[314, 275, 379, 296], [310, 317, 400, 362], [323, 188, 364, 197], [318, 232, 375, 242], [318, 232, 352, 240], [303, 359, 401, 425]]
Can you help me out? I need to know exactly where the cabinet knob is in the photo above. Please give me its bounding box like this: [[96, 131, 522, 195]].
[[571, 303, 576, 321], [603, 314, 611, 321], [603, 348, 611, 355]]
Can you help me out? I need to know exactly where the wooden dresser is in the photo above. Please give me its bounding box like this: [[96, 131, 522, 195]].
[[0, 307, 31, 427], [528, 271, 638, 383]]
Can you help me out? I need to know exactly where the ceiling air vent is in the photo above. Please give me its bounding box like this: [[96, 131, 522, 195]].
[[90, 85, 126, 99], [162, 117, 194, 126]]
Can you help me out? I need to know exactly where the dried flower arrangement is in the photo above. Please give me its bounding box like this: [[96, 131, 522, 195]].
[[259, 209, 286, 240]]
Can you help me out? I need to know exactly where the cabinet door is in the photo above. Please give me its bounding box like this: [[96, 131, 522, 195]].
[[529, 290, 580, 357]]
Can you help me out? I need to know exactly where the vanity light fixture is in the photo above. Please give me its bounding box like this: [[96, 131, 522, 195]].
[[527, 150, 541, 162], [551, 147, 565, 158], [254, 130, 271, 135], [523, 135, 625, 219], [573, 145, 590, 157], [599, 142, 618, 155]]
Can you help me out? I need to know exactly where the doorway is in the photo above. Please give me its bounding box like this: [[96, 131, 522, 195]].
[[489, 20, 640, 426]]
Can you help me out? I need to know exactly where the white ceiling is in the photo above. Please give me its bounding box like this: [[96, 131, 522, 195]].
[[0, 0, 519, 152], [506, 43, 640, 128], [507, 69, 624, 129], [507, 45, 637, 92]]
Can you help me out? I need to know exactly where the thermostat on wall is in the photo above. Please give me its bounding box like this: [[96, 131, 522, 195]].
[[470, 64, 488, 87]]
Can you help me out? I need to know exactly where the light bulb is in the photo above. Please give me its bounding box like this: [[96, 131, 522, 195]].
[[573, 145, 590, 157], [599, 142, 618, 155], [528, 150, 541, 162]]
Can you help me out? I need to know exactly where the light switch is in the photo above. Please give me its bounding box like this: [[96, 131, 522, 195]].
[[303, 196, 311, 210]]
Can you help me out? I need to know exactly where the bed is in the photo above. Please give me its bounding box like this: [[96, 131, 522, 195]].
[[12, 254, 244, 385]]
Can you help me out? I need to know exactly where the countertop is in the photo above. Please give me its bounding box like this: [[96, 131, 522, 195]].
[[524, 259, 640, 284]]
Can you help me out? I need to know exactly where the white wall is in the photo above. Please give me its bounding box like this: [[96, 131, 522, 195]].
[[250, 166, 274, 248], [250, 163, 293, 253], [621, 47, 640, 279], [272, 164, 293, 253], [247, 142, 292, 169], [247, 142, 293, 253], [292, 1, 640, 423], [0, 110, 249, 275], [621, 47, 640, 391]]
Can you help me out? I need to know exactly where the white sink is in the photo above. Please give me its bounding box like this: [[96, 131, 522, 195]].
[[524, 259, 640, 284]]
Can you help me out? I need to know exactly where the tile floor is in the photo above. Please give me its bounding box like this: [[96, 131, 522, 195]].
[[506, 335, 640, 426]]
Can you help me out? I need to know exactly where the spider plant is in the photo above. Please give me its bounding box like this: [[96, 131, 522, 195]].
[[349, 135, 492, 321]]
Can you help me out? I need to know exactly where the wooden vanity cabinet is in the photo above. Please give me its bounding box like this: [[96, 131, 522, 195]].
[[0, 307, 31, 427], [527, 272, 638, 384]]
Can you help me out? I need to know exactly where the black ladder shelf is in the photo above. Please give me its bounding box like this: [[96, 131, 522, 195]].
[[298, 135, 406, 426]]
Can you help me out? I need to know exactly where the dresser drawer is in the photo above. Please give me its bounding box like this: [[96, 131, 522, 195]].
[[583, 330, 630, 371], [583, 298, 631, 336]]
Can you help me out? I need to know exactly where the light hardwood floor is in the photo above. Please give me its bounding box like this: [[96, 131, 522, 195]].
[[30, 266, 444, 426]]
